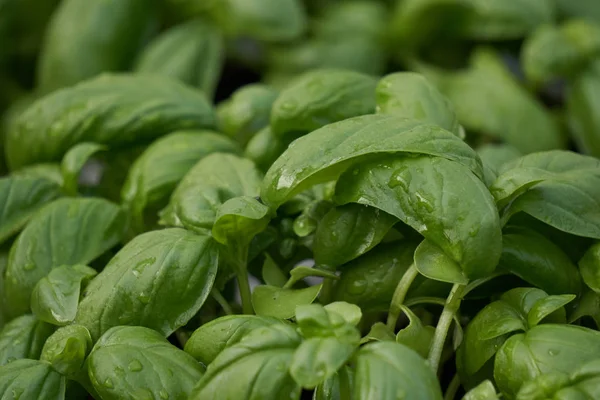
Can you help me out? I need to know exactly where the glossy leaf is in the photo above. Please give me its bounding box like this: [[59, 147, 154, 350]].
[[0, 314, 54, 366], [189, 324, 302, 400], [414, 240, 469, 284], [361, 322, 396, 344], [31, 264, 97, 326], [0, 175, 62, 245], [286, 266, 338, 288], [376, 72, 461, 136], [88, 326, 204, 400], [463, 380, 499, 400], [6, 74, 216, 170], [314, 204, 397, 269], [60, 142, 105, 195], [212, 196, 271, 248], [218, 84, 279, 145], [313, 368, 354, 400], [75, 228, 217, 340], [0, 359, 65, 399], [500, 227, 581, 295], [336, 155, 501, 280], [580, 242, 600, 293], [160, 153, 263, 234], [4, 197, 126, 317], [353, 341, 443, 400], [37, 0, 155, 91], [184, 315, 285, 365], [494, 324, 600, 398], [261, 114, 482, 208], [244, 127, 286, 172], [395, 306, 435, 358], [567, 58, 600, 157], [122, 131, 240, 226], [270, 69, 377, 138], [324, 302, 362, 326], [40, 324, 92, 377], [252, 284, 322, 319], [477, 144, 522, 176], [135, 18, 224, 98], [570, 289, 600, 328]]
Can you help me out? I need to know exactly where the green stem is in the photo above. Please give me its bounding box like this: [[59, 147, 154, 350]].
[[428, 283, 466, 372], [444, 374, 461, 400], [318, 264, 337, 304], [232, 247, 254, 315], [211, 288, 234, 315], [387, 263, 419, 329], [338, 367, 352, 400]]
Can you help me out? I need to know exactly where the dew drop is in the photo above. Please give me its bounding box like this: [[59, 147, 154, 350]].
[[347, 279, 368, 295], [138, 293, 151, 304], [103, 378, 114, 389], [128, 359, 143, 372], [23, 263, 36, 271], [11, 388, 24, 399], [159, 390, 169, 399], [388, 167, 412, 191]]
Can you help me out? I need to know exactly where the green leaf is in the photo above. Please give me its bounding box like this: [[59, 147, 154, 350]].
[[477, 144, 522, 176], [314, 204, 397, 269], [261, 114, 482, 209], [244, 127, 286, 172], [522, 20, 600, 85], [88, 326, 204, 400], [567, 58, 600, 158], [353, 341, 443, 400], [492, 151, 600, 238], [333, 242, 421, 312], [499, 227, 582, 295], [295, 303, 361, 341], [527, 294, 576, 328], [324, 302, 362, 326], [262, 254, 288, 287], [75, 228, 218, 340], [0, 315, 54, 366], [40, 324, 92, 377], [461, 0, 556, 40], [253, 284, 322, 319], [395, 306, 435, 358], [184, 315, 285, 365], [60, 142, 105, 195], [270, 69, 377, 138], [494, 324, 600, 398], [121, 131, 240, 228], [570, 289, 600, 328], [212, 196, 271, 248], [31, 264, 97, 326], [293, 200, 334, 237], [437, 48, 565, 154], [462, 380, 499, 400], [580, 242, 600, 293], [4, 197, 126, 317], [376, 72, 461, 136], [360, 322, 396, 344], [313, 367, 354, 400], [218, 84, 279, 145], [160, 153, 263, 234], [414, 240, 469, 284], [555, 0, 600, 23], [6, 73, 216, 170], [37, 0, 156, 91], [189, 324, 302, 400], [0, 175, 62, 245], [135, 18, 224, 98], [0, 359, 65, 399], [336, 155, 501, 280], [286, 266, 338, 288]]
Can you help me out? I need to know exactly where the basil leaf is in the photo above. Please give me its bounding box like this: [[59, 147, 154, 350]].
[[494, 324, 600, 398], [567, 58, 600, 158], [570, 289, 600, 328], [0, 175, 62, 245], [376, 72, 462, 137], [31, 264, 97, 326], [122, 131, 240, 229], [218, 84, 279, 145], [0, 359, 65, 399], [314, 204, 397, 269], [270, 69, 377, 138], [262, 254, 287, 287], [580, 242, 600, 293], [6, 74, 216, 170], [313, 367, 354, 400], [395, 306, 435, 358], [477, 144, 522, 176], [253, 284, 322, 319], [555, 0, 600, 23], [37, 0, 156, 91], [88, 326, 204, 400], [189, 324, 302, 400], [261, 114, 482, 208], [40, 324, 92, 377], [160, 153, 263, 234], [500, 227, 581, 295], [353, 341, 443, 400], [245, 127, 286, 172], [0, 314, 54, 366], [135, 19, 224, 98], [463, 380, 499, 400], [4, 197, 126, 317], [60, 142, 105, 195], [185, 315, 285, 365], [323, 302, 362, 326], [336, 155, 501, 281], [361, 322, 396, 344], [212, 196, 271, 249], [75, 228, 218, 340]]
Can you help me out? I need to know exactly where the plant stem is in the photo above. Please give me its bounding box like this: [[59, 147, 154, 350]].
[[444, 374, 461, 400], [232, 247, 254, 315], [338, 367, 352, 400], [318, 264, 337, 304], [428, 283, 466, 372], [387, 263, 419, 329], [211, 288, 234, 315]]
